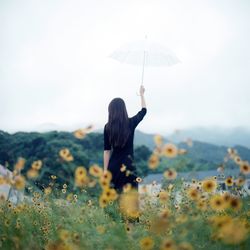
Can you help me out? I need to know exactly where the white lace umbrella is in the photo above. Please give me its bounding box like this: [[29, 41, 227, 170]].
[[109, 38, 181, 84]]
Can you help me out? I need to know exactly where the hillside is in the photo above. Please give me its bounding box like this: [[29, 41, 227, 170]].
[[0, 130, 249, 187]]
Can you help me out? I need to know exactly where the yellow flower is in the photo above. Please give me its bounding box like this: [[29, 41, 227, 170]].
[[27, 169, 39, 179], [119, 190, 140, 218], [75, 166, 87, 178], [187, 187, 200, 201], [99, 194, 109, 208], [239, 161, 250, 175], [160, 238, 177, 250], [150, 216, 170, 235], [73, 129, 87, 139], [75, 175, 89, 187], [229, 196, 242, 211], [73, 125, 93, 139], [5, 219, 10, 227], [210, 194, 226, 211], [233, 155, 242, 165], [208, 215, 232, 229], [100, 170, 112, 182], [148, 154, 160, 169], [123, 183, 132, 193], [75, 166, 89, 187], [136, 177, 142, 183], [222, 192, 231, 205], [44, 187, 52, 195], [0, 176, 6, 185], [31, 160, 42, 170], [120, 164, 126, 172], [159, 208, 171, 219], [140, 237, 154, 250], [46, 241, 76, 250], [14, 175, 25, 190], [227, 148, 237, 158], [163, 169, 177, 180], [196, 200, 207, 211], [58, 229, 70, 242], [88, 179, 97, 188], [59, 148, 74, 162], [125, 170, 131, 176], [14, 157, 26, 171], [153, 146, 163, 155], [235, 177, 245, 186], [72, 232, 80, 243], [102, 188, 118, 201], [177, 242, 193, 250], [225, 177, 234, 186], [218, 218, 248, 244], [89, 164, 103, 177], [96, 225, 106, 234], [178, 149, 188, 155], [158, 190, 169, 203], [162, 143, 178, 158], [154, 134, 164, 147], [66, 193, 74, 202], [99, 178, 110, 189], [202, 178, 217, 193], [0, 194, 7, 203]]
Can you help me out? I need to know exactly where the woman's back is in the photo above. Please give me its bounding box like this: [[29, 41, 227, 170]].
[[104, 107, 147, 158], [103, 85, 147, 192]]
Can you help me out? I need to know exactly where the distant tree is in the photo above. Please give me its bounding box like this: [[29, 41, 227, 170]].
[[134, 145, 152, 177]]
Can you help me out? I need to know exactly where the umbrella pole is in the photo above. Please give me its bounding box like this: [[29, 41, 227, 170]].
[[141, 50, 146, 85]]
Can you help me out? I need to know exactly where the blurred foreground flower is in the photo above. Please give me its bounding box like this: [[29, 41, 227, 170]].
[[75, 166, 89, 187], [59, 148, 74, 162], [140, 236, 154, 250], [73, 124, 93, 139], [163, 169, 177, 180], [239, 161, 250, 175], [119, 189, 140, 218], [31, 160, 42, 170], [27, 169, 39, 179], [162, 143, 178, 158], [148, 154, 160, 169], [14, 157, 26, 171], [154, 134, 164, 147], [218, 218, 249, 245], [202, 178, 217, 193], [89, 164, 103, 177], [14, 175, 26, 190]]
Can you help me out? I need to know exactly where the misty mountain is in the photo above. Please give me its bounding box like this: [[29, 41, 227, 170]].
[[134, 127, 250, 149]]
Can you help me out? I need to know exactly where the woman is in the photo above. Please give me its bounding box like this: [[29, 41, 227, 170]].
[[103, 85, 147, 194]]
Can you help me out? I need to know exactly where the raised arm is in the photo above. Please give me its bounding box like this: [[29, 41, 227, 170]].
[[131, 85, 147, 129]]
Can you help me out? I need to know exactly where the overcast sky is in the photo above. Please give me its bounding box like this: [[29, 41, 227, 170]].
[[1, 0, 250, 135]]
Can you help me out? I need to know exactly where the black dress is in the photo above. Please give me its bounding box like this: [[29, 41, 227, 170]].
[[104, 107, 147, 193]]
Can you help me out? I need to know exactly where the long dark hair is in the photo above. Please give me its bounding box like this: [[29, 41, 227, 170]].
[[106, 98, 130, 148]]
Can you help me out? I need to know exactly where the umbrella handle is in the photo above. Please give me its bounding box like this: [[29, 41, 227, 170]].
[[141, 50, 146, 85]]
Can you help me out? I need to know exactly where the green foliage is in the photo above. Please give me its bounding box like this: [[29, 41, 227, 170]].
[[0, 131, 153, 188]]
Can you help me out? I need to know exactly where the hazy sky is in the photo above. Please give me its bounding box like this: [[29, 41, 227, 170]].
[[1, 0, 250, 134]]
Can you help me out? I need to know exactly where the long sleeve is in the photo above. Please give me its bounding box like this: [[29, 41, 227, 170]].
[[130, 108, 147, 129], [104, 125, 111, 150]]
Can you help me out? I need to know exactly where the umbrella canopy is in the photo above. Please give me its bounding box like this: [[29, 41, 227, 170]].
[[110, 40, 181, 67], [109, 38, 181, 84]]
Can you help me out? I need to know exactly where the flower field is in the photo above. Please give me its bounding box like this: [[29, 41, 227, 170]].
[[0, 133, 250, 250]]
